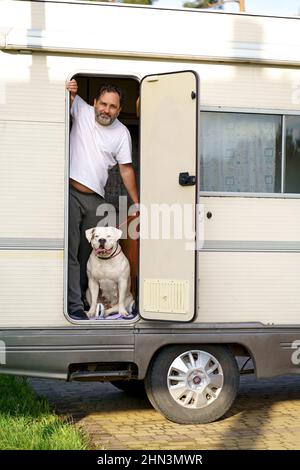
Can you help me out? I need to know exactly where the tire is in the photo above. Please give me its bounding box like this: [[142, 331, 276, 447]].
[[145, 345, 239, 424], [110, 379, 145, 395]]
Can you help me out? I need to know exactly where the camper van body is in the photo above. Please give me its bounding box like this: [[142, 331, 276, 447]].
[[1, 0, 300, 423]]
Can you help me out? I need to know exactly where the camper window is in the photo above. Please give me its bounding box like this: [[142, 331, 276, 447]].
[[200, 112, 282, 194], [200, 112, 300, 195]]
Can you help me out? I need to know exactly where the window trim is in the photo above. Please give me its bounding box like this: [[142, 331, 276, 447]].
[[281, 115, 286, 194], [200, 106, 300, 116], [199, 191, 300, 199]]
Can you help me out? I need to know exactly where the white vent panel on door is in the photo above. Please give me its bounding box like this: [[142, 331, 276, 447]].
[[143, 279, 189, 314]]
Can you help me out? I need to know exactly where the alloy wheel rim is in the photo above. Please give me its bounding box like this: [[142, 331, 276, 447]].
[[167, 350, 224, 409]]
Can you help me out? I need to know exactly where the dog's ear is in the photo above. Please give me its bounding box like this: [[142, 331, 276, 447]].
[[85, 227, 96, 243], [112, 227, 123, 241]]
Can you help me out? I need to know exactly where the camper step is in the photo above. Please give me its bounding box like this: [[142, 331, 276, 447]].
[[69, 370, 132, 382], [240, 368, 255, 375]]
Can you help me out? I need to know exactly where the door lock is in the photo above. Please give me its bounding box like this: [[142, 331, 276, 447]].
[[179, 172, 196, 186]]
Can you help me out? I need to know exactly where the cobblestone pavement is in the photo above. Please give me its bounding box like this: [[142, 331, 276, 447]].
[[29, 375, 300, 450]]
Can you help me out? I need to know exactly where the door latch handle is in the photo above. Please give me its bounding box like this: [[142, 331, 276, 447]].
[[179, 172, 196, 186]]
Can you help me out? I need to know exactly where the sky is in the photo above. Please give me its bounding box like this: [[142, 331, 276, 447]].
[[155, 0, 300, 16]]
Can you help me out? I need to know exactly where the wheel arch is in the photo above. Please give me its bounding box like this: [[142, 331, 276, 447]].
[[137, 341, 256, 380]]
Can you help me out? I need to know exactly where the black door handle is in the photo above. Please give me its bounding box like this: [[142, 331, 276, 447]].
[[179, 172, 196, 186]]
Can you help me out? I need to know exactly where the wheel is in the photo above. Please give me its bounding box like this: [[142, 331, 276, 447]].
[[110, 379, 145, 395], [145, 345, 239, 424]]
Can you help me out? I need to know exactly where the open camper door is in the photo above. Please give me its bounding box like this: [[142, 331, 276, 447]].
[[139, 71, 199, 322]]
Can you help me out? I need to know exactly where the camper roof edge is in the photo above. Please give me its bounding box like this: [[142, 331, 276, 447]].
[[2, 1, 300, 66], [17, 0, 300, 21], [2, 28, 300, 67]]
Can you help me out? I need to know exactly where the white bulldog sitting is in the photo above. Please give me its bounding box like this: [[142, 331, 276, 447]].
[[85, 226, 134, 319]]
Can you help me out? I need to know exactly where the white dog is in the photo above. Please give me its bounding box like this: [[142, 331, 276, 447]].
[[85, 226, 134, 319]]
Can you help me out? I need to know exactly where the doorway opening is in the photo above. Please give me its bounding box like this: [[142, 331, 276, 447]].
[[67, 73, 140, 322]]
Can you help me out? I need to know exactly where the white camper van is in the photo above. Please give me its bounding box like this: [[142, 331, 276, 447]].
[[1, 0, 300, 424]]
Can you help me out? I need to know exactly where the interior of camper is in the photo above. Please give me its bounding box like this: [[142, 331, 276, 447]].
[[68, 74, 140, 321]]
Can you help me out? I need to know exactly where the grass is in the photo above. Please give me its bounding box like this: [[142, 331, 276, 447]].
[[0, 375, 89, 450]]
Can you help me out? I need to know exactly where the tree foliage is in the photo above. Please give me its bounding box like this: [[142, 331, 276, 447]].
[[123, 0, 156, 4], [97, 0, 156, 4], [183, 1, 221, 8]]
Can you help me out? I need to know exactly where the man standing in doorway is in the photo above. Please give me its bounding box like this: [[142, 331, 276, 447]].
[[66, 79, 138, 320]]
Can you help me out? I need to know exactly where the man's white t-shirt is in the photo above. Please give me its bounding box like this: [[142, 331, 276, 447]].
[[70, 95, 132, 197]]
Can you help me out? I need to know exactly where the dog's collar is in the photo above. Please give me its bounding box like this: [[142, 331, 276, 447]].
[[96, 244, 122, 260]]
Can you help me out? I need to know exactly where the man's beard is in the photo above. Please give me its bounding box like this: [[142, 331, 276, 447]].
[[95, 111, 116, 126]]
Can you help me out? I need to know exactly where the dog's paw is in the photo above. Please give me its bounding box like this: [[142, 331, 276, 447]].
[[86, 309, 96, 319], [119, 308, 130, 317], [128, 300, 135, 314]]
